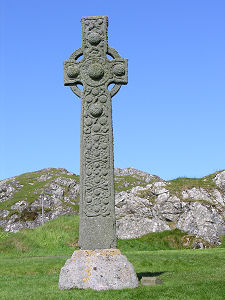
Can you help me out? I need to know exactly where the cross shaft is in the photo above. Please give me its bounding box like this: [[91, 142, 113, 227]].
[[64, 16, 128, 249]]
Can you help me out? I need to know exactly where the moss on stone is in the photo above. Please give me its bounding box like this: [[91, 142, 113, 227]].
[[114, 175, 149, 192], [166, 176, 218, 198]]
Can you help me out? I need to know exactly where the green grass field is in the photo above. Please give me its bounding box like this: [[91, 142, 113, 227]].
[[0, 215, 225, 299]]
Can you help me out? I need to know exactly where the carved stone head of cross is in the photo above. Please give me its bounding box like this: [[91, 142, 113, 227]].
[[64, 16, 127, 98], [64, 16, 128, 250]]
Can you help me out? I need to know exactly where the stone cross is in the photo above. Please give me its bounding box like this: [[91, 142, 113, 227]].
[[64, 16, 128, 250]]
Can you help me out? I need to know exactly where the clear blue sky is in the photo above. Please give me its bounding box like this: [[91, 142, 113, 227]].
[[1, 0, 225, 180]]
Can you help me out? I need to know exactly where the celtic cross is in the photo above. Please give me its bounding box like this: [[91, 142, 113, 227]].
[[64, 16, 128, 250]]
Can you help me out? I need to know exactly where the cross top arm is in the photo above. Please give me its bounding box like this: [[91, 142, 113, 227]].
[[63, 16, 128, 98]]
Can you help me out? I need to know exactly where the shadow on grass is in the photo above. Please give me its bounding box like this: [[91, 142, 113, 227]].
[[137, 271, 166, 280]]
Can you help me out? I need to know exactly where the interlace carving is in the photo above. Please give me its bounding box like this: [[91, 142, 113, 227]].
[[64, 16, 128, 249]]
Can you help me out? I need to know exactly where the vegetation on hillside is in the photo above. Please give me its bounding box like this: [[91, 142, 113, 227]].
[[0, 215, 224, 258]]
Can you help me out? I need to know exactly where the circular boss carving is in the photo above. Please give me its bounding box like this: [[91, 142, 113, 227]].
[[67, 66, 80, 78], [113, 64, 125, 76], [88, 63, 104, 80], [88, 32, 101, 45], [89, 103, 103, 117]]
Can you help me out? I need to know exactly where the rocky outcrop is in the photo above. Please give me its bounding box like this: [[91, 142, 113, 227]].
[[213, 171, 225, 191], [177, 202, 225, 245], [0, 168, 80, 233], [114, 170, 225, 244], [0, 167, 225, 245]]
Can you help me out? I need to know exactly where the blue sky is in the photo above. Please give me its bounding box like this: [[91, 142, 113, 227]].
[[1, 0, 225, 180]]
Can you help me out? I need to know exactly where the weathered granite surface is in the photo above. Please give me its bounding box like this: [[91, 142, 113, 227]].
[[64, 16, 128, 250], [59, 249, 139, 290]]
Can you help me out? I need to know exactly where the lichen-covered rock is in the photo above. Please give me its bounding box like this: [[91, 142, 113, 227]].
[[11, 201, 28, 212], [116, 216, 170, 239], [182, 187, 212, 202], [177, 202, 225, 244], [0, 180, 16, 203], [115, 190, 152, 219], [59, 249, 139, 290], [153, 195, 182, 221], [213, 171, 225, 191], [0, 210, 9, 218], [115, 186, 170, 239], [114, 167, 161, 183], [0, 168, 80, 233]]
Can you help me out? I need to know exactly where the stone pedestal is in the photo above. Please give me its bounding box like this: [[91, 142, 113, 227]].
[[58, 249, 139, 290]]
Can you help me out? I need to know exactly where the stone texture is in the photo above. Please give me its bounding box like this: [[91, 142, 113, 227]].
[[177, 202, 225, 245], [59, 249, 139, 290], [64, 16, 128, 250], [213, 171, 225, 191], [182, 187, 212, 202], [114, 167, 161, 183], [115, 186, 170, 239], [0, 180, 16, 203], [116, 215, 170, 239]]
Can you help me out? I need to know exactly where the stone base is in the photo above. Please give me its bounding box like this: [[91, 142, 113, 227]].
[[58, 249, 139, 290]]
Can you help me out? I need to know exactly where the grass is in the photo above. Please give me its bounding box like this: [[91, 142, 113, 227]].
[[114, 175, 149, 192], [0, 215, 225, 299], [0, 249, 225, 299], [166, 175, 220, 197], [0, 215, 79, 257]]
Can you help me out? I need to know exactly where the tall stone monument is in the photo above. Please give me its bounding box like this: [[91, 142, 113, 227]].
[[59, 16, 139, 290]]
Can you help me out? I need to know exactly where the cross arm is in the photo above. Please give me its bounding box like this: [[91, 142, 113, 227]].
[[64, 60, 82, 86], [108, 58, 128, 85]]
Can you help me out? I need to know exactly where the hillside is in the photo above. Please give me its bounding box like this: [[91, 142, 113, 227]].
[[0, 167, 225, 246]]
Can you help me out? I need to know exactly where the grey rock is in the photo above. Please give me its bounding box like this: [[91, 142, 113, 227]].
[[182, 187, 212, 202], [153, 196, 182, 221], [192, 241, 205, 249], [0, 219, 7, 227], [0, 181, 16, 203], [37, 174, 52, 182], [177, 202, 225, 244], [68, 184, 80, 199], [115, 167, 161, 183], [0, 210, 9, 218], [116, 216, 170, 239], [151, 182, 169, 195], [115, 190, 152, 219], [4, 214, 24, 233], [11, 201, 28, 212], [213, 171, 225, 190], [44, 182, 64, 198], [37, 194, 62, 208], [115, 185, 170, 239], [59, 249, 139, 290], [212, 189, 225, 208], [52, 177, 75, 187]]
